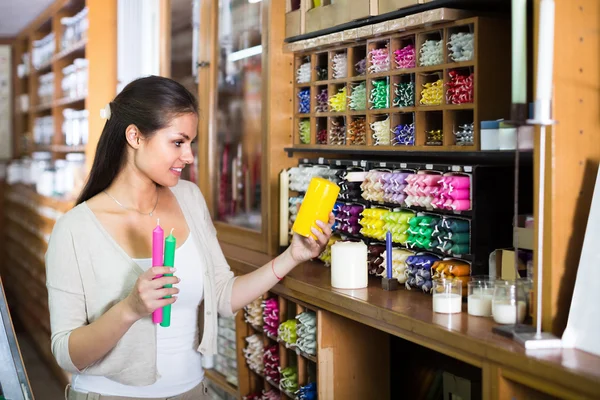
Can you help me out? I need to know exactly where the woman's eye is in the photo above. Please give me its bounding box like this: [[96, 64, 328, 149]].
[[175, 141, 183, 147]]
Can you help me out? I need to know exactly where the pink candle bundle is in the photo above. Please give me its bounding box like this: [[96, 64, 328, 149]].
[[403, 173, 445, 209], [394, 44, 416, 69], [431, 175, 471, 211], [262, 298, 279, 337], [446, 70, 474, 104], [263, 345, 280, 384], [368, 47, 390, 74]]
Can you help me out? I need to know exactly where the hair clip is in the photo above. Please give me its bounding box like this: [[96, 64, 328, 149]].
[[100, 103, 111, 120]]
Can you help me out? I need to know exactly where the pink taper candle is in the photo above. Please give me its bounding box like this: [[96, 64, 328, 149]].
[[152, 219, 164, 324]]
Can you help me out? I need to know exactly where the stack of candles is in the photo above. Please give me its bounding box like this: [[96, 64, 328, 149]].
[[278, 319, 298, 346], [405, 254, 440, 292], [328, 86, 347, 112], [368, 46, 390, 73], [263, 345, 280, 384], [334, 203, 364, 235], [296, 383, 317, 400], [296, 311, 317, 355], [262, 298, 279, 338], [447, 32, 474, 62], [381, 171, 410, 204], [379, 247, 413, 284], [288, 196, 303, 234], [279, 366, 299, 394], [393, 81, 415, 107], [358, 208, 388, 241], [315, 88, 328, 112], [348, 82, 367, 111], [392, 122, 416, 146], [346, 117, 367, 145], [404, 173, 444, 209], [328, 118, 346, 145], [316, 127, 328, 144], [296, 61, 311, 83], [420, 79, 443, 105], [243, 393, 261, 400], [298, 119, 310, 144], [316, 65, 328, 81], [454, 122, 474, 146], [426, 129, 443, 145], [244, 296, 263, 328], [446, 70, 474, 104], [331, 53, 347, 79], [394, 44, 416, 69], [360, 170, 386, 202], [355, 57, 367, 75], [369, 79, 389, 109], [432, 217, 471, 255], [368, 243, 386, 275], [382, 209, 414, 243], [370, 117, 391, 145], [317, 234, 342, 266], [261, 389, 281, 400], [297, 88, 310, 113], [288, 165, 339, 192], [432, 175, 471, 211], [405, 214, 440, 250], [419, 39, 443, 66], [243, 334, 264, 374], [431, 259, 471, 296], [337, 169, 366, 201]]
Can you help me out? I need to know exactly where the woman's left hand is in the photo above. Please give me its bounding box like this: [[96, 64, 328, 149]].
[[288, 213, 335, 264]]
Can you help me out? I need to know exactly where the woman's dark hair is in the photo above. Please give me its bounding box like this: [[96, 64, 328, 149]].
[[76, 75, 198, 205]]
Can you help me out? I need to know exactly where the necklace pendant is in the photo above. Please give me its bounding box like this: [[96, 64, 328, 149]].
[[149, 212, 153, 216]]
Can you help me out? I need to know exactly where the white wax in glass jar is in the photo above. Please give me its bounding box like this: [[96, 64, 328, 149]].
[[432, 293, 462, 314], [492, 300, 526, 324], [468, 287, 494, 317]]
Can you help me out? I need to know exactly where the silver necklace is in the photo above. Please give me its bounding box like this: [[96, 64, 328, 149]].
[[103, 189, 159, 216]]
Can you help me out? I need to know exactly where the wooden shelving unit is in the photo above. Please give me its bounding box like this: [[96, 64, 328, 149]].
[[292, 17, 510, 152], [236, 292, 389, 399], [12, 0, 89, 160]]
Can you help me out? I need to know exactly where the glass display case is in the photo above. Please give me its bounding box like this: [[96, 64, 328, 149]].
[[0, 278, 33, 400], [196, 0, 269, 252]]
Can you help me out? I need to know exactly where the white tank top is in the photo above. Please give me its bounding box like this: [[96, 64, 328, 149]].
[[71, 235, 205, 397]]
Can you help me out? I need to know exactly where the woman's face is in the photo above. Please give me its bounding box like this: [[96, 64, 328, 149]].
[[135, 113, 198, 187]]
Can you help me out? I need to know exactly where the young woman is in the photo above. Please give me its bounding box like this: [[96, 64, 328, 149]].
[[46, 76, 333, 400]]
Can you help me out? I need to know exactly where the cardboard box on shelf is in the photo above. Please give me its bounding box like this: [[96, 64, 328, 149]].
[[378, 0, 420, 15], [305, 0, 376, 34]]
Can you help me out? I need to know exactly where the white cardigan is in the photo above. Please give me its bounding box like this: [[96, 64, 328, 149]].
[[45, 180, 236, 386]]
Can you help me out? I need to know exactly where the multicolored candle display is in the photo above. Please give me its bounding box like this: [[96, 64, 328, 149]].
[[152, 219, 164, 324], [161, 228, 176, 327]]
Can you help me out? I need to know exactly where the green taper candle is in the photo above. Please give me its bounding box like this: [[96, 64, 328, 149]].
[[161, 228, 176, 327]]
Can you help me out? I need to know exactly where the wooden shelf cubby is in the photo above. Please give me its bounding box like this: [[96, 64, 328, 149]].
[[291, 17, 510, 152]]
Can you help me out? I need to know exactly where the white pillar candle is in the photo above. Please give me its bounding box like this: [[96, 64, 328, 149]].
[[492, 300, 526, 324], [279, 169, 290, 247], [511, 0, 527, 104], [331, 241, 368, 289], [468, 293, 493, 317], [534, 0, 555, 122], [433, 293, 462, 314]]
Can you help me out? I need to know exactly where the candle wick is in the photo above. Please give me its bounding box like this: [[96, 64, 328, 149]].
[[157, 218, 160, 226], [170, 228, 174, 235]]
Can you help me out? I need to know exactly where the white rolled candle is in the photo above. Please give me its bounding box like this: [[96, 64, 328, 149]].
[[433, 293, 462, 314], [534, 0, 555, 122], [492, 300, 526, 324], [279, 169, 290, 247], [331, 241, 368, 289], [511, 0, 527, 104]]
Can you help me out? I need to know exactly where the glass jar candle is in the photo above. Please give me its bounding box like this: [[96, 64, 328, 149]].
[[492, 280, 527, 324], [468, 276, 494, 317], [432, 278, 462, 314]]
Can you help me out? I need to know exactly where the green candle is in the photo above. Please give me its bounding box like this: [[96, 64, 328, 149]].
[[161, 228, 176, 327], [512, 0, 527, 104]]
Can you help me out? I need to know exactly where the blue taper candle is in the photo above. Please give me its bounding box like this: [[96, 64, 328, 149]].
[[386, 231, 392, 280]]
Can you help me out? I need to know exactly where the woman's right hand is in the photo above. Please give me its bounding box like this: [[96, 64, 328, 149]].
[[123, 267, 179, 321]]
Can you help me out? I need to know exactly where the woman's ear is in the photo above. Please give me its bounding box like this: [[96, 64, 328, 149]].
[[125, 124, 141, 148]]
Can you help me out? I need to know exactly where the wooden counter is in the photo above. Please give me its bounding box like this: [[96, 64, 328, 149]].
[[222, 242, 600, 399]]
